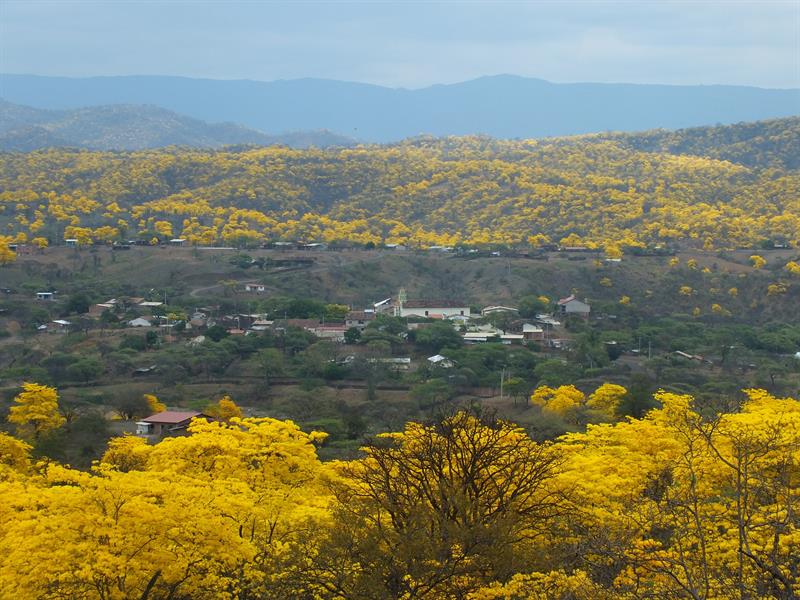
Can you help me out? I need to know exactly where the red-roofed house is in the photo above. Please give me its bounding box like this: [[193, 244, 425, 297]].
[[135, 410, 208, 438]]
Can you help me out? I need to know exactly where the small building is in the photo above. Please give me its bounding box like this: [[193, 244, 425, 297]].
[[463, 331, 501, 344], [557, 295, 591, 317], [89, 303, 115, 317], [133, 365, 158, 376], [285, 318, 323, 330], [522, 323, 545, 341], [396, 300, 470, 319], [481, 306, 519, 317], [243, 283, 267, 294], [127, 317, 152, 327], [187, 336, 206, 347], [65, 238, 78, 247], [427, 354, 454, 368], [535, 314, 561, 327], [346, 310, 376, 330], [499, 333, 525, 345], [135, 410, 205, 438], [249, 319, 274, 332], [169, 239, 186, 246], [47, 319, 71, 333], [312, 325, 348, 342], [373, 298, 394, 314], [36, 292, 55, 301], [138, 301, 164, 308], [189, 312, 208, 328], [368, 357, 412, 371]]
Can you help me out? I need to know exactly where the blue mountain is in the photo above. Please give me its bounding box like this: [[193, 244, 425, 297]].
[[1, 74, 797, 142]]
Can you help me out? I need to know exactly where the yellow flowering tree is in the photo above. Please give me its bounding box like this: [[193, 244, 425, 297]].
[[7, 382, 65, 441]]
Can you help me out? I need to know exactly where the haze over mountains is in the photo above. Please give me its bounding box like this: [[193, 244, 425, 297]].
[[0, 99, 353, 151], [1, 74, 798, 143]]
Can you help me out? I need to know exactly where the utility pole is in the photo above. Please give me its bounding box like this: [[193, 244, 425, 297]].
[[500, 367, 506, 402]]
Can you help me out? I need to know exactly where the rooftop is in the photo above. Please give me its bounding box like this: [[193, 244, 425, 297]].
[[141, 410, 203, 424], [403, 299, 467, 309]]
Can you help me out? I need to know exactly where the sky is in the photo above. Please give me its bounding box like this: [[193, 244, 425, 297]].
[[0, 0, 798, 89]]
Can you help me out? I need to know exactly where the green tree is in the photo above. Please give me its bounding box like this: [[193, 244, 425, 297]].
[[414, 321, 463, 353]]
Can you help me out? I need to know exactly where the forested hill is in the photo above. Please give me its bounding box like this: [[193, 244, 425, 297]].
[[590, 117, 800, 169], [1, 73, 798, 141], [0, 99, 355, 151], [0, 117, 797, 250]]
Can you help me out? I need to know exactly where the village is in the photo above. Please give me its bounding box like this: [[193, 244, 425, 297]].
[[2, 242, 798, 456], [30, 284, 591, 354]]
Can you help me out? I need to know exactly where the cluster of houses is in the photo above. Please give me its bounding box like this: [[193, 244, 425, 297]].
[[34, 283, 591, 351], [332, 293, 591, 348], [35, 294, 169, 333]]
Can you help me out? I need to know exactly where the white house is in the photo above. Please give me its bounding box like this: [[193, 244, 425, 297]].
[[395, 300, 470, 319], [557, 295, 591, 317], [36, 292, 55, 301]]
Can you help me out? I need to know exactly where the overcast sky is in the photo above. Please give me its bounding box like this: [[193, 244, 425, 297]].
[[0, 0, 798, 89]]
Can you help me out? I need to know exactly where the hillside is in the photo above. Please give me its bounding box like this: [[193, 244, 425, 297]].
[[0, 118, 798, 251], [593, 117, 800, 170], [1, 74, 798, 142], [0, 99, 355, 150]]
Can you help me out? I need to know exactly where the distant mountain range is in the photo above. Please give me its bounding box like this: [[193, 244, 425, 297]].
[[0, 99, 355, 151], [1, 73, 798, 142]]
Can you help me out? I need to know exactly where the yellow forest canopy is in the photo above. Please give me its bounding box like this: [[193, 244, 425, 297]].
[[0, 389, 798, 598], [0, 124, 798, 250]]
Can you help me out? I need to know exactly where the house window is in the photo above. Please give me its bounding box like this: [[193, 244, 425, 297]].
[[460, 310, 464, 315], [425, 310, 429, 316]]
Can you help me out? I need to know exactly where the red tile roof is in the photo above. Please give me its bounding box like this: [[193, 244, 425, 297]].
[[141, 410, 203, 424]]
